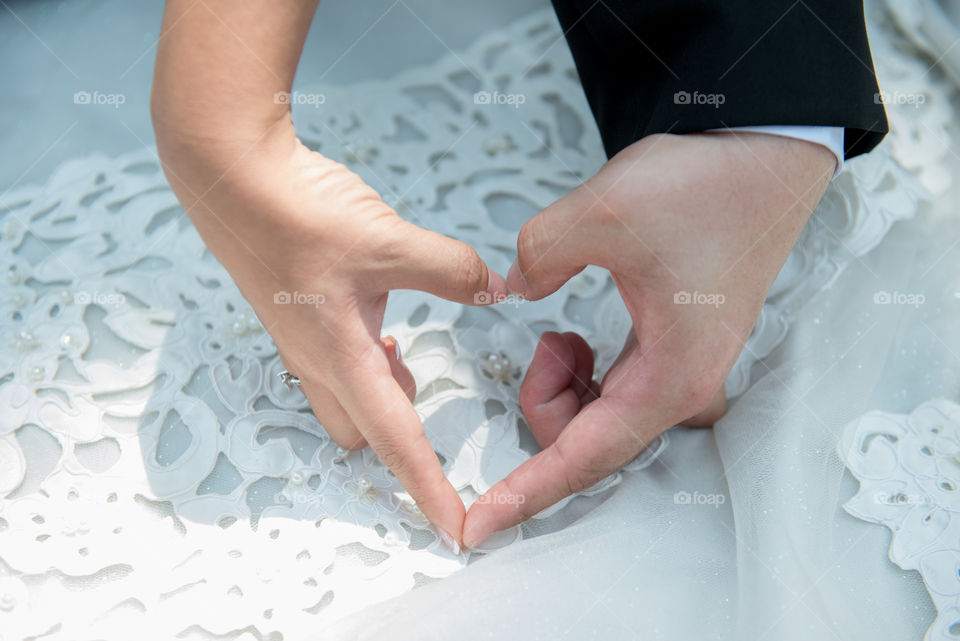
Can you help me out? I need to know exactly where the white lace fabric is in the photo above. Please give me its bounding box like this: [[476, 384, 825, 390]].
[[839, 400, 960, 641], [0, 2, 956, 640]]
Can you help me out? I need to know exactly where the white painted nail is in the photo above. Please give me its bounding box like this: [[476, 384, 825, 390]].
[[436, 527, 461, 555]]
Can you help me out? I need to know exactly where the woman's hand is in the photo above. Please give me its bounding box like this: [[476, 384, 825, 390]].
[[151, 0, 508, 546], [153, 114, 507, 548], [462, 131, 836, 547]]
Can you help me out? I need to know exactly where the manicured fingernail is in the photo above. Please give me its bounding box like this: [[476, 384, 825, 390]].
[[507, 259, 527, 298], [384, 335, 401, 361], [436, 527, 461, 555], [461, 521, 482, 550]]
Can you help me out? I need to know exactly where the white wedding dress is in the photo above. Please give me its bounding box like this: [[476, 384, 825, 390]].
[[1, 1, 958, 640]]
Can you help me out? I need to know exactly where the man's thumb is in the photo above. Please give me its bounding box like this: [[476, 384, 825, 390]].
[[509, 188, 608, 300]]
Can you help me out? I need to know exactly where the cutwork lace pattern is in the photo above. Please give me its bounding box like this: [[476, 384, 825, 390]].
[[840, 401, 960, 641], [0, 6, 950, 639]]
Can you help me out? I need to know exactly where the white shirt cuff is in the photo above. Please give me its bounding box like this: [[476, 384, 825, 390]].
[[706, 125, 845, 178]]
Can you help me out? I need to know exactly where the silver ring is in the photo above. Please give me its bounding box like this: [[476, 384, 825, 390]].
[[278, 370, 301, 389]]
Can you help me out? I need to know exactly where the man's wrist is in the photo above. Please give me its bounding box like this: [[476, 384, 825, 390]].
[[704, 125, 845, 178]]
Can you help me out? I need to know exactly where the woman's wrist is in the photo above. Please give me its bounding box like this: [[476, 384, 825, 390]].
[[153, 97, 296, 167], [153, 107, 301, 210]]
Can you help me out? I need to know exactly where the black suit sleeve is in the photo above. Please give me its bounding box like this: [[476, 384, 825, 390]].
[[549, 0, 888, 160]]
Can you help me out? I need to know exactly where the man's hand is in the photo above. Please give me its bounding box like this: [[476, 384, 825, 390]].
[[462, 131, 835, 548]]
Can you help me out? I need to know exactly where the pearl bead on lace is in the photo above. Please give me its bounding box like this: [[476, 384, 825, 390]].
[[358, 475, 373, 492], [228, 310, 262, 337], [12, 330, 39, 353], [481, 351, 514, 383], [400, 499, 428, 525], [60, 329, 82, 353], [349, 474, 378, 503]]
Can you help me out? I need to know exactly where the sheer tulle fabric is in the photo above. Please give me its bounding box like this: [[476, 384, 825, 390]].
[[326, 207, 960, 641]]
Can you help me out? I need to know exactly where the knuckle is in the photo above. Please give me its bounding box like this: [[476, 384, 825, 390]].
[[552, 438, 605, 496], [371, 435, 406, 473], [359, 217, 410, 273], [453, 244, 487, 293], [371, 430, 431, 494]]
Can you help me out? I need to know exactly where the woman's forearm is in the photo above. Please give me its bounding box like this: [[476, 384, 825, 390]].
[[151, 0, 320, 147], [151, 0, 320, 227]]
